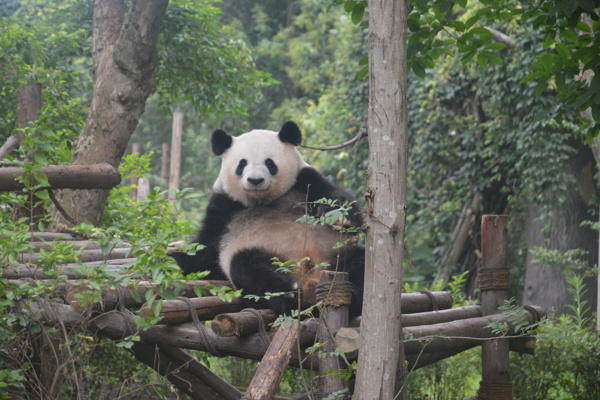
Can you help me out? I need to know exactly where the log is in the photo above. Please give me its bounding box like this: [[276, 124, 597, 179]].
[[6, 280, 71, 298], [19, 246, 133, 264], [478, 215, 511, 400], [400, 291, 453, 313], [159, 345, 243, 400], [139, 295, 246, 323], [402, 305, 482, 327], [19, 301, 87, 327], [129, 342, 225, 400], [335, 305, 546, 357], [67, 280, 231, 311], [211, 309, 278, 337], [2, 264, 130, 280], [92, 312, 323, 370], [242, 320, 299, 400], [0, 163, 121, 191]]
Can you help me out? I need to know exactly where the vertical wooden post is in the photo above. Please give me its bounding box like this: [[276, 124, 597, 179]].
[[161, 142, 170, 186], [11, 83, 45, 222], [169, 112, 183, 212], [317, 270, 351, 398], [130, 143, 141, 201], [18, 83, 43, 142], [478, 215, 512, 400]]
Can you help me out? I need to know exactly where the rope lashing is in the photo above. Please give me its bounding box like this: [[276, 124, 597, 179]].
[[477, 381, 513, 400], [178, 296, 223, 357], [241, 308, 271, 349], [315, 279, 353, 307], [417, 290, 439, 311], [479, 267, 510, 291]]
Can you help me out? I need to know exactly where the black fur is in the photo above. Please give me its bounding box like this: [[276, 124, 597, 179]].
[[292, 167, 362, 227], [212, 129, 232, 155], [229, 248, 297, 315], [170, 192, 244, 280], [171, 122, 365, 316], [278, 121, 302, 145]]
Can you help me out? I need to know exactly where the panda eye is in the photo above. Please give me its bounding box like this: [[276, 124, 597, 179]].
[[265, 158, 278, 175], [235, 159, 247, 176]]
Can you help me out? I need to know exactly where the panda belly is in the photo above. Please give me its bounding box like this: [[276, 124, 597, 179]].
[[219, 219, 344, 281]]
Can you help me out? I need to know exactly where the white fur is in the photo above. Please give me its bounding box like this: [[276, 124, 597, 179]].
[[218, 191, 348, 280], [213, 130, 309, 206]]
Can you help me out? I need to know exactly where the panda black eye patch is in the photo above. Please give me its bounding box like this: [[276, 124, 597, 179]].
[[265, 158, 278, 175], [236, 159, 247, 176]]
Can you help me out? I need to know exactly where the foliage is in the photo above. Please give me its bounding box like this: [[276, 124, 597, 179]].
[[0, 150, 236, 397], [154, 0, 275, 117], [511, 252, 600, 399]]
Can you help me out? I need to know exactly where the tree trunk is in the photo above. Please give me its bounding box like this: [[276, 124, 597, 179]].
[[354, 1, 409, 399], [523, 139, 598, 317], [51, 0, 169, 226]]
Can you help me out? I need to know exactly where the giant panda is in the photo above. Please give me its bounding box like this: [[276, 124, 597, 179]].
[[171, 121, 364, 316]]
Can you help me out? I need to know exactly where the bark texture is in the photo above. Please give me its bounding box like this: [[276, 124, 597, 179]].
[[354, 1, 409, 399], [52, 0, 169, 226], [523, 139, 598, 317]]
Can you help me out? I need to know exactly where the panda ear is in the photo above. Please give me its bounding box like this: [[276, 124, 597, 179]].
[[212, 129, 232, 156], [278, 121, 302, 146]]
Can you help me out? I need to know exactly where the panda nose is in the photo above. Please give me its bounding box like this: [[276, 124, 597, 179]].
[[247, 177, 264, 186]]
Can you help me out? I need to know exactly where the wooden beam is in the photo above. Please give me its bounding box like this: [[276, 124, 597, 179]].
[[0, 163, 121, 191], [140, 296, 247, 323], [242, 321, 299, 400], [67, 280, 230, 311]]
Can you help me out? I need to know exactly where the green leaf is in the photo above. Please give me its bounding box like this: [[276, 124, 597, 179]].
[[412, 61, 426, 78], [560, 28, 578, 43], [33, 173, 49, 187], [554, 42, 570, 58], [357, 65, 368, 80], [476, 52, 489, 68], [461, 50, 476, 65], [485, 52, 503, 65], [36, 190, 50, 200], [33, 153, 48, 165], [351, 3, 366, 25], [484, 42, 507, 51]]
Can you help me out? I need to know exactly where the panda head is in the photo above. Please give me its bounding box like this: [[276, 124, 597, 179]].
[[212, 121, 309, 206]]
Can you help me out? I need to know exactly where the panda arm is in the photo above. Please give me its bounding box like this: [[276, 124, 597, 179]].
[[171, 192, 244, 279], [292, 167, 362, 227]]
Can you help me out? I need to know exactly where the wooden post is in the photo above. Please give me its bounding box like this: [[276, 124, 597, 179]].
[[130, 143, 141, 200], [168, 112, 183, 211], [241, 320, 298, 400], [478, 215, 512, 400], [161, 142, 170, 186], [317, 271, 351, 398], [0, 83, 43, 159]]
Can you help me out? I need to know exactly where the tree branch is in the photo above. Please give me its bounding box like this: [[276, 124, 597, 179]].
[[300, 128, 367, 151]]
